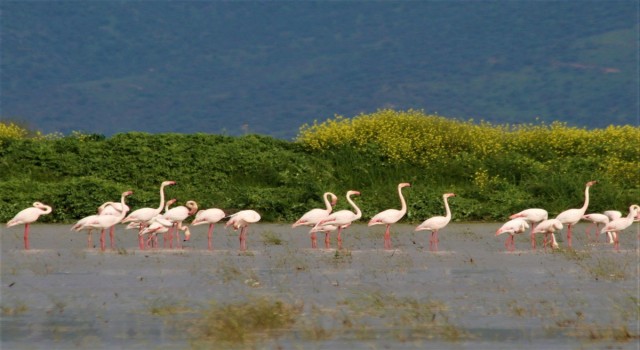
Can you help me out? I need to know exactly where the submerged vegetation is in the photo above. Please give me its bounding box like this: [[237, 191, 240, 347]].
[[1, 110, 638, 223]]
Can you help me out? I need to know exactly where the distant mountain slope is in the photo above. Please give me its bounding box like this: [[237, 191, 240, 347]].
[[1, 1, 637, 139]]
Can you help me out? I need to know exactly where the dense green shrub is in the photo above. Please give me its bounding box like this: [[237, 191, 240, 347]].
[[1, 112, 638, 223]]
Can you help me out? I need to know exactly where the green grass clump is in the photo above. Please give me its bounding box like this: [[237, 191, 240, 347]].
[[192, 298, 302, 346]]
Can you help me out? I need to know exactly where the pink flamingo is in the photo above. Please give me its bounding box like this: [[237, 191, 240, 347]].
[[415, 193, 455, 251], [509, 208, 548, 249], [85, 191, 133, 251], [555, 180, 597, 248], [314, 190, 362, 250], [71, 214, 102, 248], [191, 207, 226, 250], [122, 180, 176, 249], [582, 213, 611, 243], [98, 200, 130, 248], [292, 192, 338, 248], [163, 200, 198, 248], [225, 210, 261, 251], [496, 218, 529, 252], [532, 219, 563, 251], [7, 202, 53, 250], [309, 223, 341, 249], [139, 215, 175, 248], [368, 183, 411, 250], [600, 204, 640, 251]]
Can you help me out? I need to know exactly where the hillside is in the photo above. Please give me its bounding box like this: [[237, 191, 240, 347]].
[[1, 1, 637, 139]]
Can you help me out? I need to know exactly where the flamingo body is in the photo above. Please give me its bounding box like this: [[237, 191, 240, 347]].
[[496, 218, 529, 251], [226, 210, 261, 251], [7, 202, 53, 249], [415, 193, 455, 251], [314, 190, 361, 249], [555, 180, 596, 247], [532, 219, 563, 250], [368, 183, 410, 249], [600, 205, 640, 251], [191, 208, 226, 249]]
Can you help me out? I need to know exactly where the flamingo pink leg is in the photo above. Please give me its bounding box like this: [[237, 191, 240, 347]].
[[530, 224, 537, 249], [567, 224, 573, 248], [87, 231, 93, 248], [239, 227, 248, 251], [207, 224, 214, 250], [614, 235, 620, 252], [109, 226, 115, 249], [337, 227, 343, 250], [138, 225, 145, 250], [310, 231, 317, 249], [324, 232, 331, 249], [100, 229, 106, 251], [174, 224, 182, 249], [384, 224, 392, 250], [23, 223, 30, 250]]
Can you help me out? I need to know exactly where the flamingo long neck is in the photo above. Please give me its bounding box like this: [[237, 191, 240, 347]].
[[156, 183, 168, 214], [580, 185, 590, 213], [39, 204, 52, 215], [323, 192, 332, 213], [347, 194, 362, 220], [443, 196, 451, 220], [398, 185, 407, 215], [116, 194, 128, 221]]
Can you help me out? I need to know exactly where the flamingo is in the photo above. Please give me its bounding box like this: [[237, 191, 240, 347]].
[[496, 218, 529, 252], [292, 192, 338, 248], [532, 219, 563, 250], [95, 200, 132, 249], [309, 223, 341, 249], [163, 200, 198, 248], [122, 180, 176, 249], [225, 210, 261, 251], [600, 204, 640, 251], [71, 214, 102, 248], [509, 208, 548, 249], [191, 207, 226, 250], [415, 193, 455, 251], [139, 215, 175, 248], [368, 183, 411, 250], [314, 190, 361, 250], [555, 180, 597, 248], [582, 213, 611, 243], [7, 202, 53, 250], [85, 191, 133, 251]]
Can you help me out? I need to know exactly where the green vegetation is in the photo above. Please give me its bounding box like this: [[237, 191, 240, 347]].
[[191, 298, 302, 346], [1, 110, 638, 224]]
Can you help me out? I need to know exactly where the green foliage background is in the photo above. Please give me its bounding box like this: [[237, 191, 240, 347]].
[[1, 111, 638, 224]]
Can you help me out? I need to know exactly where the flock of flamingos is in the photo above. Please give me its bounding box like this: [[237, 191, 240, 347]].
[[5, 180, 640, 252]]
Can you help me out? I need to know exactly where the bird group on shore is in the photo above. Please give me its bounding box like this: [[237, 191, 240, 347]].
[[5, 180, 639, 252]]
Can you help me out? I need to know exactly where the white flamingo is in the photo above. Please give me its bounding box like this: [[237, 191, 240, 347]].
[[122, 180, 175, 249], [191, 207, 226, 250], [496, 218, 529, 252], [509, 208, 548, 249], [225, 210, 261, 251], [415, 193, 455, 251], [582, 213, 612, 243], [532, 219, 563, 250], [600, 204, 640, 251], [292, 192, 338, 248], [85, 191, 133, 251], [163, 200, 198, 248], [555, 180, 597, 248], [368, 183, 411, 250], [7, 202, 53, 250], [314, 190, 362, 250]]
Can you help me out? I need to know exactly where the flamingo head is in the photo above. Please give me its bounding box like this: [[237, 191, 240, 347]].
[[123, 191, 133, 197], [162, 180, 177, 187], [586, 180, 597, 187], [444, 193, 456, 198], [347, 190, 360, 197], [329, 193, 338, 207], [399, 182, 411, 188], [183, 227, 191, 241], [166, 198, 177, 206], [186, 200, 199, 215]]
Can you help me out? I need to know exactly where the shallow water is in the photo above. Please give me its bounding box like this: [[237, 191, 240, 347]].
[[1, 223, 638, 349]]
